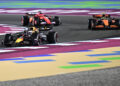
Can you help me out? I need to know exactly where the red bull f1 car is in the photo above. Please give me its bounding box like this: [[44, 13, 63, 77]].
[[88, 14, 120, 30], [21, 11, 61, 27], [2, 27, 58, 47]]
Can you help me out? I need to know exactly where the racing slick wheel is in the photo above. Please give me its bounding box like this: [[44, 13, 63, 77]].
[[32, 37, 41, 46], [113, 19, 120, 26], [3, 34, 13, 47], [109, 19, 120, 29], [47, 31, 58, 43], [21, 16, 29, 26], [31, 32, 41, 46], [54, 16, 62, 26], [33, 17, 40, 26], [88, 19, 95, 30]]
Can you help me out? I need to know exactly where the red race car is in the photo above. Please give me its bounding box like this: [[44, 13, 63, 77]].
[[21, 11, 61, 27]]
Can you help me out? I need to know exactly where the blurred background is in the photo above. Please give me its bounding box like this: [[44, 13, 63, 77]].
[[0, 0, 119, 9]]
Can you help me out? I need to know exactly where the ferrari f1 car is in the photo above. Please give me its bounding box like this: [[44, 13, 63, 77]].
[[88, 14, 120, 30], [2, 26, 58, 47], [21, 11, 61, 27]]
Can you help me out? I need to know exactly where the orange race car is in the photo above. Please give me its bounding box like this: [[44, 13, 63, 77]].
[[88, 14, 120, 30]]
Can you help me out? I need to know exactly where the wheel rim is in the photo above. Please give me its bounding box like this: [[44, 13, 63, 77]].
[[37, 38, 41, 45]]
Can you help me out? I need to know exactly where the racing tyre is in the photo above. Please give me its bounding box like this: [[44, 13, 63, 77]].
[[54, 16, 62, 26], [88, 19, 95, 30], [33, 39, 41, 46], [115, 19, 120, 25], [110, 19, 120, 29], [22, 16, 29, 26], [32, 34, 41, 46], [116, 19, 120, 29], [34, 17, 40, 26], [3, 34, 12, 47], [47, 31, 58, 43]]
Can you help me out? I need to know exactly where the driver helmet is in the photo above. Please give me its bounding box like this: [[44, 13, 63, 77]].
[[38, 11, 42, 14], [29, 27, 37, 31], [33, 27, 36, 31]]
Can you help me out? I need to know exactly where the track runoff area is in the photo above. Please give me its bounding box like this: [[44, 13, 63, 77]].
[[0, 9, 120, 85]]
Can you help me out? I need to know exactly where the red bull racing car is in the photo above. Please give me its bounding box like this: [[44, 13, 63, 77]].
[[88, 14, 120, 30], [21, 11, 61, 27], [2, 26, 58, 47]]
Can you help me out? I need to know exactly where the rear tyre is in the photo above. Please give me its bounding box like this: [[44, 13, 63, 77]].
[[115, 19, 120, 29], [4, 34, 12, 47], [22, 16, 29, 26], [54, 16, 61, 26], [115, 19, 120, 25], [110, 19, 120, 29], [47, 31, 58, 43], [88, 19, 95, 30], [34, 17, 40, 26]]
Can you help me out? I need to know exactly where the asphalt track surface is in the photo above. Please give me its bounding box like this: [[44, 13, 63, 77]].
[[0, 14, 120, 86]]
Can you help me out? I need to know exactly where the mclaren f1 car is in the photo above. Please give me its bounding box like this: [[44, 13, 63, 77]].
[[2, 27, 58, 47], [88, 14, 120, 30], [21, 11, 61, 27]]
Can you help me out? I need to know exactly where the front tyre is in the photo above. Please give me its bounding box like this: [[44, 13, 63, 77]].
[[3, 34, 12, 47], [32, 34, 41, 46]]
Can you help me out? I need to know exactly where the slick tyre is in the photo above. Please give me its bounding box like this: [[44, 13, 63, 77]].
[[34, 17, 40, 26], [88, 19, 94, 30], [32, 34, 41, 46], [22, 16, 29, 26], [47, 31, 58, 43], [4, 34, 12, 47], [116, 19, 120, 29], [54, 16, 61, 26]]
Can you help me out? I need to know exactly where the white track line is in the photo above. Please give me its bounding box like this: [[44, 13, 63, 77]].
[[75, 40, 108, 43], [0, 50, 15, 53], [13, 46, 48, 49], [106, 37, 120, 39], [5, 31, 22, 33], [47, 43, 78, 46], [0, 33, 6, 35]]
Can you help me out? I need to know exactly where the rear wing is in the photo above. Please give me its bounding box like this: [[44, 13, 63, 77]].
[[93, 14, 110, 18], [25, 12, 37, 16], [93, 15, 103, 18]]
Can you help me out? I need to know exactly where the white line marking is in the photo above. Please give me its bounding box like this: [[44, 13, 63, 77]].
[[75, 40, 108, 43], [106, 37, 120, 39], [5, 31, 22, 33], [0, 9, 6, 13], [0, 33, 6, 35], [12, 46, 48, 49], [0, 50, 15, 53], [10, 29, 24, 31], [0, 24, 8, 26], [5, 10, 26, 13], [2, 25, 15, 27], [47, 43, 77, 46], [59, 10, 89, 13]]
